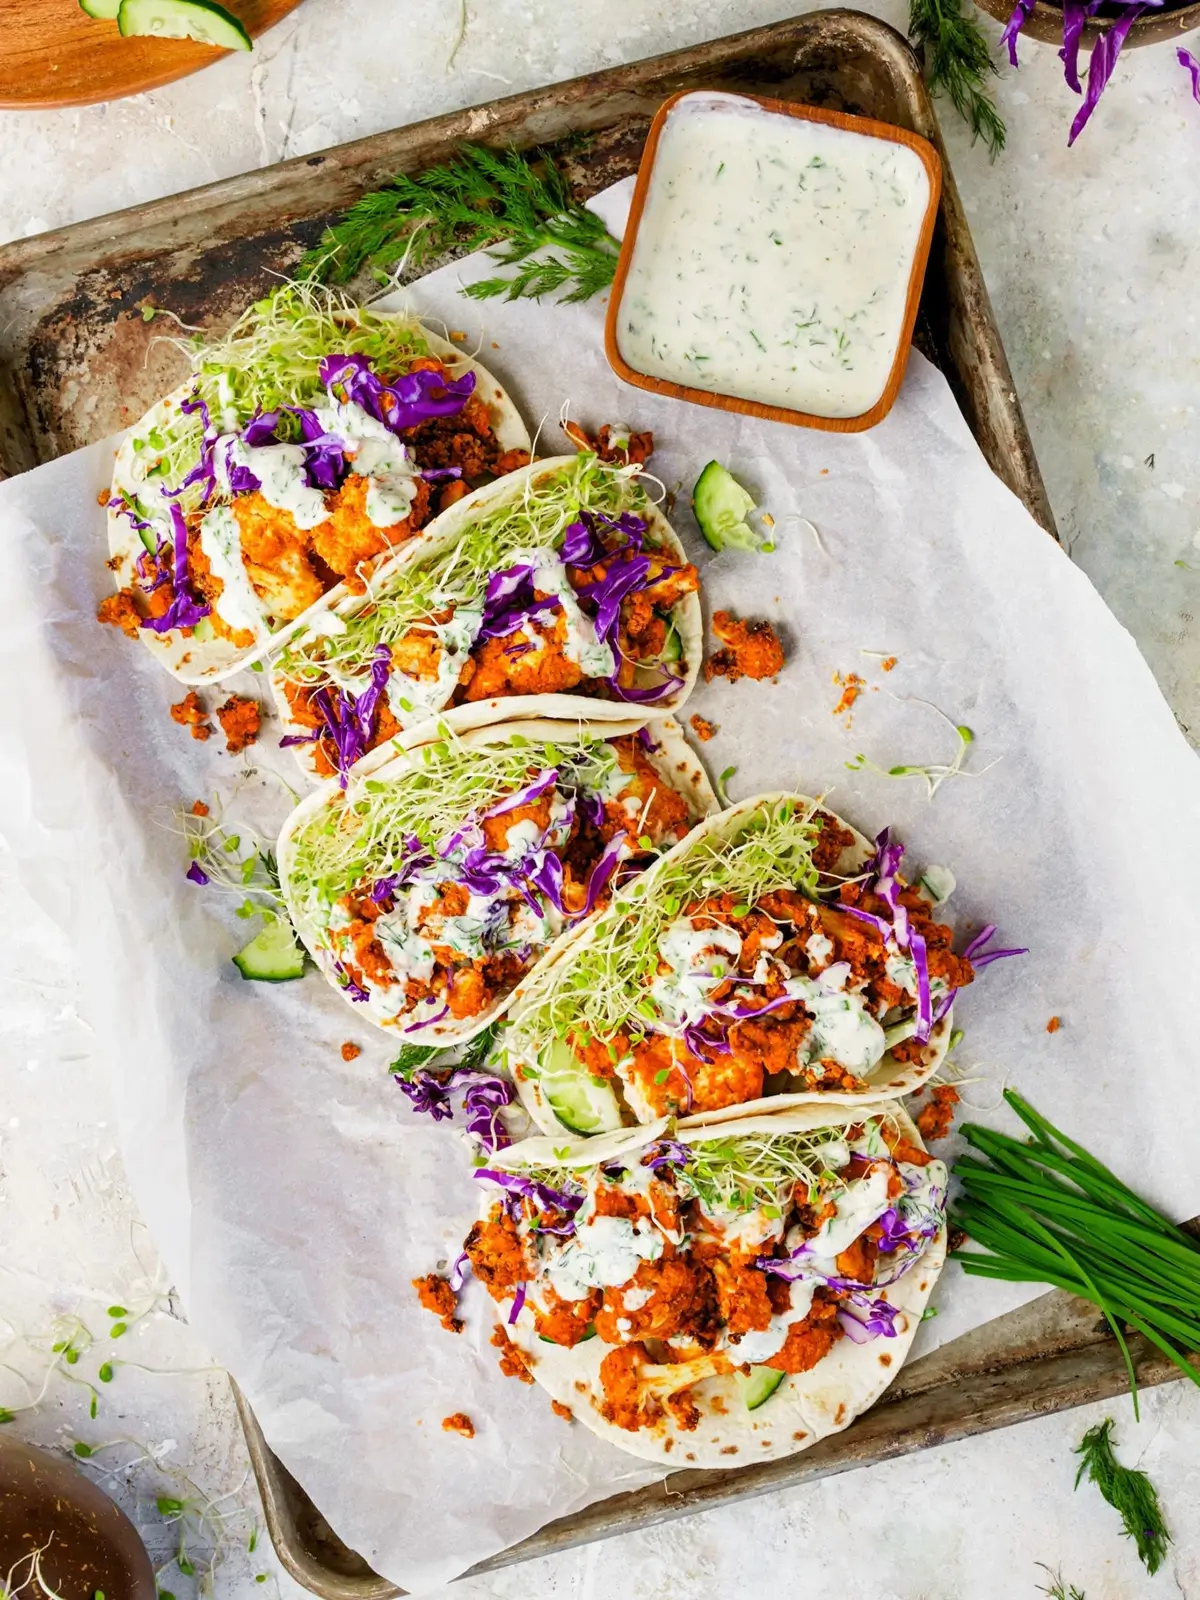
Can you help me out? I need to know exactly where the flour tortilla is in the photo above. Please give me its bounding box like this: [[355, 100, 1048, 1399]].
[[276, 712, 717, 1045], [106, 323, 530, 685], [508, 792, 955, 1136], [270, 454, 704, 780], [486, 1101, 946, 1467]]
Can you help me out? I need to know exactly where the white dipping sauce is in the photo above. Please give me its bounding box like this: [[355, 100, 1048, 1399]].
[[617, 93, 932, 420]]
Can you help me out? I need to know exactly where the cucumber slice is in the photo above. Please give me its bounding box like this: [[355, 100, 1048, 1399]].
[[117, 0, 253, 49], [232, 918, 306, 983], [659, 623, 683, 663], [540, 1038, 623, 1135], [79, 0, 122, 17], [692, 461, 765, 552], [737, 1366, 786, 1411]]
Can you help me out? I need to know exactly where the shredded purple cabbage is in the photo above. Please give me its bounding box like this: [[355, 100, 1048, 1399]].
[[1180, 45, 1200, 100], [1068, 4, 1147, 144], [580, 831, 629, 917], [475, 1167, 583, 1216], [508, 1282, 527, 1325], [279, 729, 322, 749], [482, 769, 560, 819], [140, 504, 211, 634], [1000, 0, 1037, 65], [837, 1294, 900, 1343], [476, 563, 562, 642], [310, 643, 393, 784], [961, 924, 1029, 970], [644, 1138, 691, 1172], [395, 1066, 515, 1153], [404, 1004, 450, 1032], [185, 861, 210, 886], [319, 352, 476, 433], [448, 1250, 471, 1291]]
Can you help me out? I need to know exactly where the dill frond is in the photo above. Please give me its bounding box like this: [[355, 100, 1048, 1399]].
[[908, 0, 1007, 157], [298, 144, 620, 304], [1074, 1419, 1170, 1575]]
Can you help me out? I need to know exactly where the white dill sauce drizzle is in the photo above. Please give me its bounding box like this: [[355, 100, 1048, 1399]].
[[617, 93, 932, 420]]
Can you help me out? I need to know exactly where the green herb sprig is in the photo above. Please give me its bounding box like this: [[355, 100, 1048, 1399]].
[[953, 1090, 1200, 1416], [1035, 1568, 1085, 1600], [299, 144, 619, 303], [1075, 1418, 1170, 1575], [390, 1023, 499, 1081], [908, 0, 1007, 156]]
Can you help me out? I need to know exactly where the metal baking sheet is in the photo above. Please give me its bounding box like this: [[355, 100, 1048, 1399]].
[[0, 11, 1110, 1594]]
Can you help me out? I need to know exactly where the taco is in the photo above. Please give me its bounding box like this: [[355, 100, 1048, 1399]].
[[276, 714, 717, 1043], [98, 286, 532, 683], [461, 1101, 946, 1466], [506, 794, 983, 1137], [269, 453, 702, 782]]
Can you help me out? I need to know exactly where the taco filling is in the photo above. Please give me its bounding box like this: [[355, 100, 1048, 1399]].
[[99, 288, 530, 650], [273, 455, 699, 780], [463, 1111, 946, 1445], [510, 797, 1020, 1131], [281, 723, 709, 1034]]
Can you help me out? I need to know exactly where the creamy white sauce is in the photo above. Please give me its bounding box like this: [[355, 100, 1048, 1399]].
[[372, 909, 437, 987], [617, 92, 932, 419], [220, 437, 331, 529], [196, 506, 269, 641], [621, 1285, 653, 1312], [732, 1281, 817, 1363], [546, 1214, 663, 1300], [795, 1164, 893, 1261], [314, 400, 420, 529], [784, 972, 887, 1076], [651, 920, 744, 1027], [505, 548, 615, 677], [700, 1202, 785, 1255], [805, 931, 834, 968], [385, 607, 484, 730]]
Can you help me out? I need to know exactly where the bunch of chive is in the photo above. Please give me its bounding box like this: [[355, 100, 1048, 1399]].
[[952, 1090, 1200, 1414]]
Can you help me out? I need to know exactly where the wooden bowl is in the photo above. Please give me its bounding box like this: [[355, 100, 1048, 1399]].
[[972, 0, 1200, 49], [0, 1436, 157, 1599], [604, 89, 942, 435], [0, 0, 306, 109]]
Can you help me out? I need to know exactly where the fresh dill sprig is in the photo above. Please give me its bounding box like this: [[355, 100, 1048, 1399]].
[[909, 0, 1007, 157], [391, 1023, 499, 1081], [298, 144, 620, 303], [1074, 1418, 1170, 1576]]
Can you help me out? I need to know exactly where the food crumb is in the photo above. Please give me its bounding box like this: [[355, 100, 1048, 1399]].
[[105, 553, 122, 571], [1046, 1015, 1062, 1033], [170, 690, 211, 741], [491, 1323, 534, 1384], [96, 488, 110, 507], [704, 611, 785, 684], [689, 713, 719, 742], [915, 1084, 960, 1142], [490, 341, 500, 349], [551, 1400, 573, 1423], [880, 655, 898, 672], [413, 1273, 463, 1335], [441, 1412, 475, 1438], [215, 694, 261, 755], [449, 330, 468, 342], [340, 1041, 362, 1062], [191, 800, 210, 817], [832, 672, 866, 719]]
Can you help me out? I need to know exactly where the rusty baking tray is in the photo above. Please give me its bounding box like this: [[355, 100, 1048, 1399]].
[[0, 11, 1101, 1593]]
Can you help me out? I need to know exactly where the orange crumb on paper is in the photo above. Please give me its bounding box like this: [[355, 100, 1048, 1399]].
[[915, 1085, 960, 1142], [340, 1041, 361, 1061], [441, 1412, 475, 1438], [490, 341, 500, 349], [689, 714, 718, 742], [413, 1274, 463, 1335], [1046, 1016, 1062, 1033], [491, 1323, 534, 1384], [551, 1400, 574, 1423], [881, 656, 898, 672], [215, 694, 261, 755], [820, 469, 829, 476], [191, 800, 209, 817], [170, 690, 211, 742], [448, 330, 468, 342], [832, 672, 866, 720], [96, 487, 110, 507]]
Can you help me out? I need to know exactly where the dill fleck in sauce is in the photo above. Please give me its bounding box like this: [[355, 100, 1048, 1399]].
[[618, 93, 932, 420]]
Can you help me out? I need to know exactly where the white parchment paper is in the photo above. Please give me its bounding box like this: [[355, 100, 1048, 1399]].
[[2, 184, 1199, 1590]]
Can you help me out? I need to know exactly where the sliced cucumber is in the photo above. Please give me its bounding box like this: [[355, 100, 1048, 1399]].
[[737, 1366, 786, 1411], [659, 623, 683, 663], [692, 461, 764, 552], [79, 0, 122, 18], [117, 0, 253, 50], [232, 918, 307, 983], [540, 1038, 623, 1136]]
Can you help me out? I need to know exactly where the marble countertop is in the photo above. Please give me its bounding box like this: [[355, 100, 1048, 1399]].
[[2, 2, 1199, 1596]]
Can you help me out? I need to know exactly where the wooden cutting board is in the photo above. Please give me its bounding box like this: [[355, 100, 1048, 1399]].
[[0, 0, 306, 108]]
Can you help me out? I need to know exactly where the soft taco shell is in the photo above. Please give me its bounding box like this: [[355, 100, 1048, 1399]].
[[509, 792, 955, 1137], [276, 712, 718, 1045], [106, 324, 530, 686], [488, 1101, 947, 1467], [270, 455, 704, 780]]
